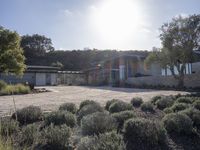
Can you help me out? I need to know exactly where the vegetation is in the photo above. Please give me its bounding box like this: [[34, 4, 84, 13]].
[[131, 97, 143, 107], [170, 103, 189, 112], [193, 100, 200, 110], [59, 103, 77, 114], [105, 99, 119, 110], [156, 96, 174, 110], [141, 102, 154, 112], [109, 101, 133, 113], [79, 100, 98, 110]]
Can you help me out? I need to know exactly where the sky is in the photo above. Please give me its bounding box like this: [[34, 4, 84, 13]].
[[0, 0, 200, 50]]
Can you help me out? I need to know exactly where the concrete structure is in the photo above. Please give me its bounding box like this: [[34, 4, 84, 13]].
[[0, 66, 59, 86]]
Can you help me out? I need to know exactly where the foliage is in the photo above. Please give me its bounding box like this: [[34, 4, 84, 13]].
[[141, 102, 154, 112], [0, 138, 13, 150], [45, 111, 76, 127], [162, 113, 193, 135], [105, 99, 120, 110], [176, 97, 193, 104], [79, 100, 98, 110], [112, 111, 136, 130], [170, 103, 189, 112], [164, 108, 173, 114], [81, 112, 117, 136], [59, 103, 77, 114], [51, 61, 63, 69], [123, 118, 167, 150], [0, 80, 7, 90], [39, 124, 71, 150], [77, 103, 104, 122], [0, 118, 19, 137], [150, 95, 162, 105], [0, 26, 26, 75], [77, 131, 126, 150], [156, 96, 174, 110], [12, 106, 42, 125], [193, 100, 200, 110], [131, 97, 143, 107], [109, 101, 133, 113]]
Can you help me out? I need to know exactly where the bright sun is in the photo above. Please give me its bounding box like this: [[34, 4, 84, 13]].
[[90, 0, 143, 46]]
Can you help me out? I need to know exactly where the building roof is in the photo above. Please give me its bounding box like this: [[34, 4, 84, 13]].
[[26, 65, 60, 73]]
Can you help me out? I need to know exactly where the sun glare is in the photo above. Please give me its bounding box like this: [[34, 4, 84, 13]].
[[90, 0, 143, 46]]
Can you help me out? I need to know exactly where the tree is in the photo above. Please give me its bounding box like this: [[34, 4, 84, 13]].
[[0, 26, 26, 75], [51, 61, 63, 69], [145, 14, 200, 88], [21, 34, 54, 58]]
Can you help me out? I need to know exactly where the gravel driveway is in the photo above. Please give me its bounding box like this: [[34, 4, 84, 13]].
[[0, 86, 188, 116]]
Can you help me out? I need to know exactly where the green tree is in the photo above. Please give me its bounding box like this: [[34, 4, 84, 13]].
[[0, 26, 26, 75], [145, 14, 200, 88], [21, 34, 54, 58]]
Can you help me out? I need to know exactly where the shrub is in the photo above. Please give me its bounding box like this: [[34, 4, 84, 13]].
[[109, 101, 133, 113], [0, 80, 7, 90], [163, 108, 173, 114], [150, 95, 162, 105], [59, 103, 77, 114], [45, 111, 76, 128], [156, 96, 174, 110], [162, 113, 193, 135], [123, 118, 167, 150], [176, 97, 193, 104], [12, 106, 42, 125], [81, 112, 117, 136], [40, 124, 71, 150], [105, 99, 119, 110], [193, 100, 200, 110], [112, 111, 136, 130], [141, 102, 154, 112], [0, 84, 30, 95], [77, 103, 104, 122], [131, 97, 143, 107], [170, 103, 189, 112], [0, 138, 13, 150], [0, 118, 19, 136], [180, 108, 200, 130], [77, 131, 126, 150], [79, 100, 97, 110]]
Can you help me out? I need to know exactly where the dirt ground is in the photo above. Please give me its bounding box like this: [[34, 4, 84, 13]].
[[0, 86, 188, 116]]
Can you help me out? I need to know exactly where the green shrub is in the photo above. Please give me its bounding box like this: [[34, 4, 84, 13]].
[[141, 102, 154, 112], [180, 108, 200, 130], [40, 124, 71, 150], [105, 99, 119, 110], [162, 113, 193, 135], [156, 96, 174, 110], [0, 80, 7, 90], [112, 111, 136, 130], [12, 106, 42, 125], [176, 97, 193, 104], [77, 103, 104, 122], [81, 112, 117, 136], [131, 97, 143, 107], [109, 101, 133, 113], [45, 111, 76, 127], [77, 131, 126, 150], [163, 108, 173, 114], [123, 118, 167, 150], [0, 84, 30, 95], [0, 118, 19, 136], [170, 103, 189, 112], [150, 95, 162, 105], [19, 123, 39, 147], [79, 100, 97, 110], [59, 103, 77, 114], [0, 138, 13, 150], [193, 100, 200, 110]]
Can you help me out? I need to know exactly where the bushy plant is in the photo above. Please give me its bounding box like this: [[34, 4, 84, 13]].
[[81, 112, 117, 136], [12, 106, 42, 125], [0, 138, 13, 150], [0, 80, 7, 90], [0, 84, 30, 95], [112, 111, 136, 130], [176, 97, 193, 104], [131, 97, 143, 107], [0, 118, 19, 136], [163, 108, 173, 114], [45, 111, 76, 127], [156, 96, 174, 110], [105, 99, 119, 110], [77, 103, 104, 122], [79, 100, 97, 110], [59, 103, 77, 114], [150, 95, 162, 105], [170, 103, 189, 112], [39, 124, 72, 150], [193, 100, 200, 110], [162, 113, 193, 135], [123, 118, 167, 150], [109, 101, 133, 113], [141, 102, 154, 112], [77, 131, 126, 150]]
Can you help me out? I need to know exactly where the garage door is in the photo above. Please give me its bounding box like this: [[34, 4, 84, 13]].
[[36, 73, 46, 86]]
